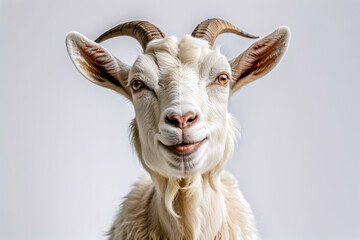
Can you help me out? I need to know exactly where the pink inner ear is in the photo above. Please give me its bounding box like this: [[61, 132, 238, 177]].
[[231, 27, 290, 91], [76, 40, 122, 86], [66, 32, 132, 99], [239, 38, 280, 79]]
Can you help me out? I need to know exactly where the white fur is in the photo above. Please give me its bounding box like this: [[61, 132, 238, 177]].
[[66, 27, 291, 240], [109, 36, 259, 240]]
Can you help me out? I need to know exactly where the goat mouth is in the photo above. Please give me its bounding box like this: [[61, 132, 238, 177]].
[[162, 138, 207, 156]]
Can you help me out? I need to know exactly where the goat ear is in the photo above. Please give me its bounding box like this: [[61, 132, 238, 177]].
[[66, 31, 131, 99], [229, 26, 290, 95]]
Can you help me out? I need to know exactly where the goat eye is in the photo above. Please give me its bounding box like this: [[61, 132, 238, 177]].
[[216, 74, 229, 86], [131, 80, 144, 92]]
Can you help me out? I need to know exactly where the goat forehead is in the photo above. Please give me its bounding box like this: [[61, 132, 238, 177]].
[[145, 35, 212, 62], [146, 36, 213, 73], [131, 36, 228, 87]]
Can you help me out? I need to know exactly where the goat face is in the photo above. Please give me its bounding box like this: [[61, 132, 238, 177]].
[[66, 19, 290, 178], [130, 36, 234, 177]]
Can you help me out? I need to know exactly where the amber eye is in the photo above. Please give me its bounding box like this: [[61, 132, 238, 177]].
[[131, 80, 144, 92], [216, 73, 229, 86]]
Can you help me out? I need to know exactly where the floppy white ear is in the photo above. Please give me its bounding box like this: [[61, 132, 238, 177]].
[[66, 31, 131, 99], [230, 26, 291, 95]]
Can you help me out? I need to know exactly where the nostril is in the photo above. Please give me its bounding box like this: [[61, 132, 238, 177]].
[[165, 115, 180, 128], [186, 114, 197, 123], [165, 112, 198, 128]]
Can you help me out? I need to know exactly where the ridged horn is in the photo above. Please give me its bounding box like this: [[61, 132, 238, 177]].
[[95, 21, 166, 51], [191, 18, 259, 48]]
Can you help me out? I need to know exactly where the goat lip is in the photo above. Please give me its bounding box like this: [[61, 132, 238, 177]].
[[165, 139, 207, 155]]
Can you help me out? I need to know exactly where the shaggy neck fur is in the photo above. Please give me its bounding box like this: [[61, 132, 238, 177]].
[[153, 174, 223, 239]]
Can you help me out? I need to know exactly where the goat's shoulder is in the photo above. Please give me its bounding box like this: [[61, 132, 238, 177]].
[[219, 171, 260, 239], [108, 174, 163, 240]]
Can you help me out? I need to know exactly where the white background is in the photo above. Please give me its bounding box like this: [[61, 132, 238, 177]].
[[1, 0, 359, 239]]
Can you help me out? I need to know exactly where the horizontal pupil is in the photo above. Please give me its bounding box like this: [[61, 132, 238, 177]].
[[133, 81, 142, 89], [220, 75, 227, 81]]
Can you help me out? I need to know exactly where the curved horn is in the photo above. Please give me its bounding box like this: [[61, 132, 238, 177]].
[[95, 21, 166, 51], [191, 18, 259, 48]]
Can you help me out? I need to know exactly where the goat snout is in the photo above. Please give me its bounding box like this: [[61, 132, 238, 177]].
[[165, 112, 198, 129]]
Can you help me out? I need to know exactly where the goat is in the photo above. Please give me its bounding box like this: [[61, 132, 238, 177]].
[[66, 18, 290, 240]]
